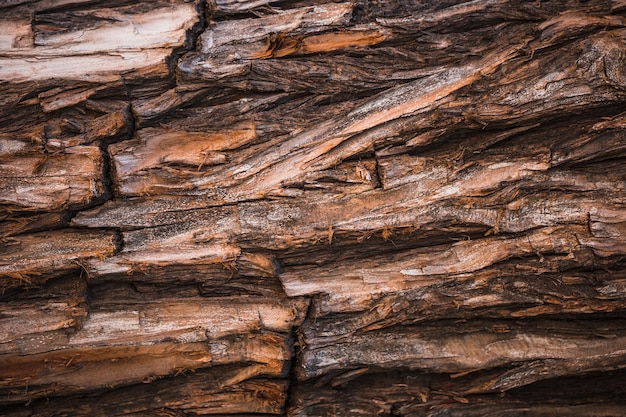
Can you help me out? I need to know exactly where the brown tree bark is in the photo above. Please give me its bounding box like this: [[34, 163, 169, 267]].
[[1, 0, 626, 415]]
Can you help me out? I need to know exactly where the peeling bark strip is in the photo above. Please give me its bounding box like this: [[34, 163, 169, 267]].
[[0, 2, 200, 82], [298, 320, 626, 385], [0, 230, 117, 290], [0, 145, 105, 211], [1, 0, 626, 415]]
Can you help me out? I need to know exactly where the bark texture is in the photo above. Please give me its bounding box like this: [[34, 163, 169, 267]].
[[1, 0, 626, 415]]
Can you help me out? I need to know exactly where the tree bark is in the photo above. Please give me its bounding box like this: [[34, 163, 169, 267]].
[[1, 0, 626, 415]]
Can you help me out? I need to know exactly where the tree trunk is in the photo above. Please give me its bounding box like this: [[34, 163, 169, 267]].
[[1, 0, 626, 415]]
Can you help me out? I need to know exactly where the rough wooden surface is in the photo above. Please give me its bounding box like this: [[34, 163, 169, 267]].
[[1, 0, 626, 415]]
